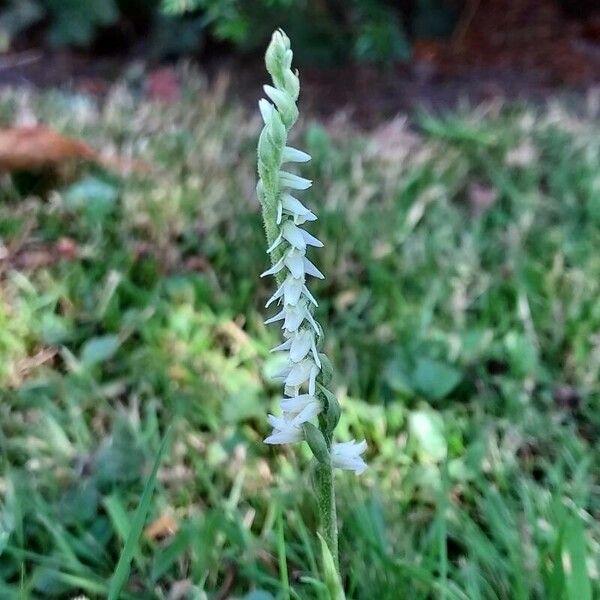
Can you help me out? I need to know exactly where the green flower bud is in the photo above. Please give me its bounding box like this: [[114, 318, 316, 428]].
[[317, 384, 341, 435], [264, 85, 298, 129], [283, 70, 300, 101]]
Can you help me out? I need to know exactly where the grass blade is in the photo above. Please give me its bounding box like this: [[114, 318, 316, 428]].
[[107, 429, 170, 600], [277, 504, 290, 600]]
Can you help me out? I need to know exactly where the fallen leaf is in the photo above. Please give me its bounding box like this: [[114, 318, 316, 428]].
[[144, 513, 178, 541], [0, 125, 95, 171], [0, 125, 149, 174]]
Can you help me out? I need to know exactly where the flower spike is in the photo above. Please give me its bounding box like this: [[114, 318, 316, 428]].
[[257, 30, 367, 480]]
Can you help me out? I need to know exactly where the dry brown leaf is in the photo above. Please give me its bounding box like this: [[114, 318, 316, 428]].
[[143, 513, 178, 541], [0, 125, 149, 174], [0, 125, 95, 171]]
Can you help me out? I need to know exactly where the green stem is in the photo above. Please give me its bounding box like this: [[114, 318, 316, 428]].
[[316, 459, 339, 572]]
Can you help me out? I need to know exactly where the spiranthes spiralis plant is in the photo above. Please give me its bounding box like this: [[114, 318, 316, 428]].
[[256, 29, 367, 581]]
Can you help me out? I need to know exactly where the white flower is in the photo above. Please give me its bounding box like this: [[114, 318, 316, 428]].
[[264, 299, 320, 334], [282, 221, 323, 250], [282, 147, 311, 164], [264, 415, 303, 444], [271, 329, 320, 365], [260, 247, 323, 280], [278, 357, 319, 395], [331, 440, 368, 474], [280, 193, 317, 224], [285, 396, 322, 424], [279, 170, 312, 190], [279, 393, 317, 414]]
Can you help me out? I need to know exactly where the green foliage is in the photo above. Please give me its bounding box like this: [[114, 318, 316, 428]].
[[44, 0, 119, 47], [0, 0, 459, 62], [0, 81, 598, 598]]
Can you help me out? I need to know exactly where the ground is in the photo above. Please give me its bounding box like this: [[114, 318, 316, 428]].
[[2, 0, 600, 126], [0, 74, 599, 598]]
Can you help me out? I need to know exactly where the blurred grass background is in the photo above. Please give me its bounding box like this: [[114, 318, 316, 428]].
[[0, 74, 598, 598]]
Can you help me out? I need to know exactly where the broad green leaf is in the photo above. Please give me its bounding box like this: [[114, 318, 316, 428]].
[[413, 358, 462, 401]]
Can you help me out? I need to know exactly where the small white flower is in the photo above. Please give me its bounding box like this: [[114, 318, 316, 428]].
[[264, 415, 303, 444], [331, 440, 368, 474], [262, 248, 324, 281], [279, 393, 316, 414], [287, 397, 322, 424], [282, 221, 323, 250], [282, 146, 311, 163], [279, 170, 312, 190], [281, 193, 317, 224], [264, 300, 319, 334], [284, 358, 319, 395], [265, 274, 303, 307], [271, 328, 320, 365]]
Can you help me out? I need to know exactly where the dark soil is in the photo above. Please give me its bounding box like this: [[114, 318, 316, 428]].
[[0, 0, 599, 126]]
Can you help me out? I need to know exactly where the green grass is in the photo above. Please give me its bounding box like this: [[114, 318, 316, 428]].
[[0, 78, 598, 599]]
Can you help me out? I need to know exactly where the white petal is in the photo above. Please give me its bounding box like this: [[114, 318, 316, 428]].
[[280, 393, 314, 413], [285, 359, 316, 387], [264, 420, 303, 444], [279, 171, 312, 190], [285, 249, 306, 278], [283, 305, 304, 331], [264, 309, 285, 325], [261, 256, 285, 277], [283, 275, 304, 305], [300, 229, 324, 248], [266, 231, 283, 254], [304, 309, 320, 335], [291, 400, 322, 424], [276, 200, 283, 224], [310, 334, 321, 367], [265, 283, 284, 308], [302, 285, 318, 306], [282, 146, 311, 163], [282, 194, 317, 224], [293, 212, 317, 225], [282, 221, 307, 250], [281, 193, 310, 214], [331, 440, 368, 474], [303, 257, 324, 278], [270, 338, 292, 353], [289, 330, 313, 362], [272, 365, 291, 381]]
